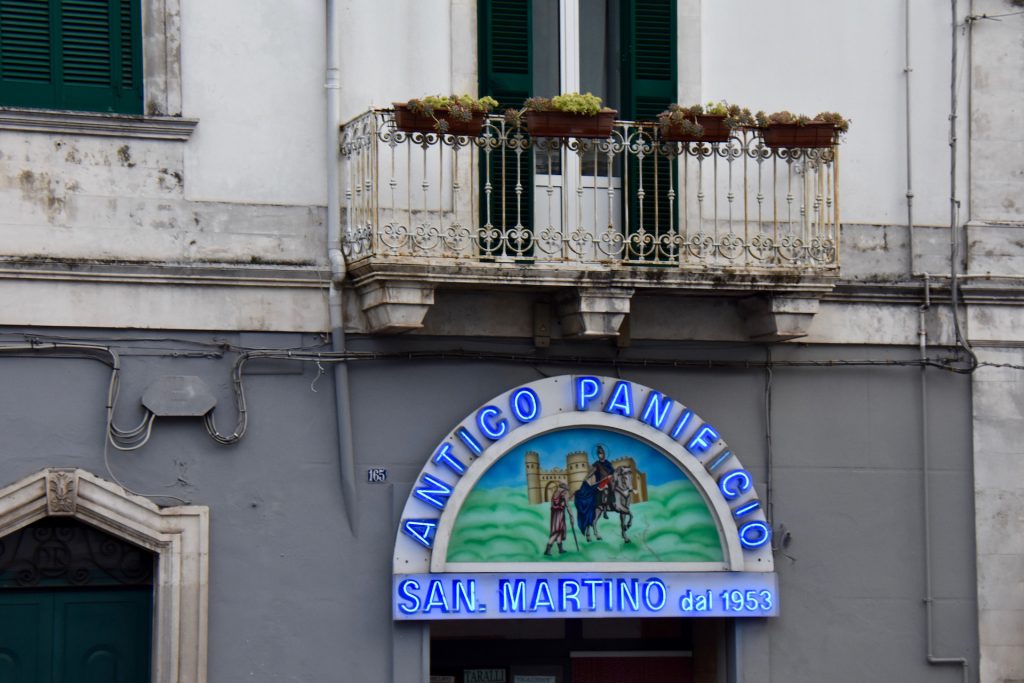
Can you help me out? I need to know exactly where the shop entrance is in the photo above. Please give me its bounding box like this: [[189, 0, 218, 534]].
[[431, 617, 726, 683]]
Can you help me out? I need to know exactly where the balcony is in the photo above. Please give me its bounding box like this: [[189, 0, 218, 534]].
[[339, 109, 841, 338]]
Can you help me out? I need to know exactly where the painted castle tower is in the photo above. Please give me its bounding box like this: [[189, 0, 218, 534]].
[[525, 450, 649, 504]]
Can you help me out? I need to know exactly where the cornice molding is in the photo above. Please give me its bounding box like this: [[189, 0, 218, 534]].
[[0, 260, 326, 289], [0, 108, 198, 141]]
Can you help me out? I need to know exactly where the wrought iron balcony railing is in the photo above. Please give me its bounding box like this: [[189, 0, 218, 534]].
[[339, 109, 840, 273]]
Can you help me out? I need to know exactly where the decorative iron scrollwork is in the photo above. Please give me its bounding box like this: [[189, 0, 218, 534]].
[[339, 110, 841, 270], [0, 517, 154, 588]]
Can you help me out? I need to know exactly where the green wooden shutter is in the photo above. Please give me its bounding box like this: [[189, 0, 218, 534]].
[[0, 0, 55, 107], [0, 0, 141, 114], [479, 0, 531, 112], [622, 0, 677, 260], [479, 0, 533, 257]]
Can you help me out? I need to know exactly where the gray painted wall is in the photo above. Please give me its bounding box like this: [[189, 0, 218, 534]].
[[0, 329, 976, 682]]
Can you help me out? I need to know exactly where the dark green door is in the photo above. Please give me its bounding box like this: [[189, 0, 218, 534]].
[[0, 588, 152, 683]]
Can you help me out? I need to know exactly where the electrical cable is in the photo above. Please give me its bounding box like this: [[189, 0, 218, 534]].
[[966, 9, 1024, 21], [0, 342, 189, 504], [764, 347, 774, 530], [1, 338, 1009, 455]]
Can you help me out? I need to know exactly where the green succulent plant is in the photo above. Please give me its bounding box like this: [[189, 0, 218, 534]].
[[754, 110, 850, 135], [814, 111, 851, 134], [505, 92, 613, 128], [761, 111, 810, 126], [656, 101, 754, 138], [404, 94, 499, 133]]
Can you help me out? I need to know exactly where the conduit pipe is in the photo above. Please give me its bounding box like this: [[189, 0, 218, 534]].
[[905, 0, 917, 276], [326, 0, 358, 533], [948, 0, 978, 373]]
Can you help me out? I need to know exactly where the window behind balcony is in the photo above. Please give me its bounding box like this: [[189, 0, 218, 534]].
[[478, 0, 677, 259], [0, 0, 143, 114]]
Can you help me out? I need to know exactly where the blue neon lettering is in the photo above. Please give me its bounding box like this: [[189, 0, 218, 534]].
[[424, 579, 450, 613], [719, 470, 752, 500], [559, 579, 581, 612], [732, 500, 761, 518], [687, 424, 720, 454], [670, 409, 694, 439], [581, 578, 604, 610], [643, 579, 668, 611], [739, 521, 772, 549], [640, 392, 674, 430], [397, 579, 421, 614], [456, 427, 483, 456], [604, 381, 635, 417], [575, 376, 602, 411], [706, 450, 733, 472], [499, 579, 527, 612], [401, 519, 438, 548], [530, 581, 556, 612], [453, 580, 477, 613], [510, 388, 540, 423], [431, 443, 466, 475], [618, 579, 640, 612], [476, 406, 508, 441], [413, 473, 453, 510]]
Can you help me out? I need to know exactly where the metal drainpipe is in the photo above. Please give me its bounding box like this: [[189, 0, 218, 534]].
[[920, 277, 968, 683], [326, 0, 357, 533], [918, 7, 970, 680]]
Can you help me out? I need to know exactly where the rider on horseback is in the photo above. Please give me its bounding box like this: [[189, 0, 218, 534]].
[[587, 445, 615, 519]]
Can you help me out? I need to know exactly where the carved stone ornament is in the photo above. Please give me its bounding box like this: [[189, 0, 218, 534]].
[[46, 468, 79, 515]]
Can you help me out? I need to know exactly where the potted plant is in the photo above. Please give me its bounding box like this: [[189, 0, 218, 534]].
[[392, 94, 499, 135], [657, 101, 753, 143], [755, 110, 850, 148], [506, 92, 617, 138]]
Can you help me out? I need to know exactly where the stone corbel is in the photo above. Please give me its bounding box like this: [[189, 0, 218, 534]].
[[740, 296, 820, 341], [355, 280, 436, 333], [556, 286, 635, 338]]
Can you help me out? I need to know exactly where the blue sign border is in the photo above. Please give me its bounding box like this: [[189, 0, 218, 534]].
[[394, 572, 779, 620]]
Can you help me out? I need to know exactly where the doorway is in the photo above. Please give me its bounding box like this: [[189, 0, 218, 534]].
[[431, 617, 726, 683], [0, 517, 154, 683]]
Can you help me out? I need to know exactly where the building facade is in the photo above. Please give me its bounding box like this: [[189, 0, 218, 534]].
[[0, 0, 1022, 681]]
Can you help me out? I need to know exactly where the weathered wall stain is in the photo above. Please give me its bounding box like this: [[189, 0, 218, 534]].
[[117, 145, 136, 168], [158, 168, 184, 191], [17, 170, 76, 224]]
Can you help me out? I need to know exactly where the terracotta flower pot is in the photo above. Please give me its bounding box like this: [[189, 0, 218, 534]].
[[392, 103, 487, 136], [524, 109, 617, 138], [760, 122, 837, 149], [660, 114, 732, 143]]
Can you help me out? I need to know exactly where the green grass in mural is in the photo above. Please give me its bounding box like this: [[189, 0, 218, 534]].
[[446, 481, 724, 563]]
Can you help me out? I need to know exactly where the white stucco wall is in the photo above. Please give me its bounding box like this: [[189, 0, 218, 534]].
[[338, 0, 470, 122], [700, 0, 968, 229], [968, 0, 1024, 224], [180, 0, 327, 206]]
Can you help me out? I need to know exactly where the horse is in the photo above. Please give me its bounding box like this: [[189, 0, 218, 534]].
[[576, 465, 635, 544]]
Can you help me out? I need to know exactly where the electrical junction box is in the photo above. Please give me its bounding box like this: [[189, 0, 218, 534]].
[[141, 376, 217, 417]]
